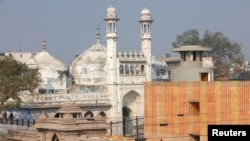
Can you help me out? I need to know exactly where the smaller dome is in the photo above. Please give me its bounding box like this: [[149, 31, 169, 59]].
[[107, 4, 116, 13], [35, 51, 67, 70], [141, 7, 150, 16], [140, 7, 153, 21], [106, 4, 118, 19]]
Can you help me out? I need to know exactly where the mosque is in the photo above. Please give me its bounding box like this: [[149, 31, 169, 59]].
[[2, 4, 170, 135]]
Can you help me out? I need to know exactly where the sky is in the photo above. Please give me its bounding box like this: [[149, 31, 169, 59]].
[[1, 0, 250, 66]]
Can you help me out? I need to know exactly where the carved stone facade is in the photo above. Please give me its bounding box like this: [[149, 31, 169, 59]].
[[6, 101, 112, 141]]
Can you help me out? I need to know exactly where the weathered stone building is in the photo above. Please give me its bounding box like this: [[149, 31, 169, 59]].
[[1, 4, 169, 136], [6, 101, 118, 141]]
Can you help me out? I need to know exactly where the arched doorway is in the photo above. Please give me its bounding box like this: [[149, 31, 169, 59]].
[[122, 107, 130, 119], [52, 134, 59, 141], [122, 90, 142, 118], [122, 107, 132, 135], [122, 90, 142, 135]]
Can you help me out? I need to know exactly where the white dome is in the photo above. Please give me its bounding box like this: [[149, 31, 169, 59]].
[[35, 51, 67, 79], [69, 41, 107, 85], [106, 4, 118, 19], [140, 7, 152, 21], [141, 7, 150, 15], [107, 4, 116, 13]]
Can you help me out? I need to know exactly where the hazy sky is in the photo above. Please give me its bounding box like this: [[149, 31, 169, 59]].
[[1, 0, 250, 66]]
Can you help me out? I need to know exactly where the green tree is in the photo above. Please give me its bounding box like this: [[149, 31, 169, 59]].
[[0, 56, 40, 112], [172, 29, 245, 80]]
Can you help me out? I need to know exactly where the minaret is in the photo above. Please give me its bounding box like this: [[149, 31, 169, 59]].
[[104, 4, 120, 123], [104, 4, 119, 85], [139, 7, 153, 81]]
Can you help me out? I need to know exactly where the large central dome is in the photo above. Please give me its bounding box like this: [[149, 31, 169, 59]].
[[69, 34, 106, 85]]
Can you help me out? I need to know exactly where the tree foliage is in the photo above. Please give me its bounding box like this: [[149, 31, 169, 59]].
[[172, 29, 245, 80], [0, 56, 40, 112]]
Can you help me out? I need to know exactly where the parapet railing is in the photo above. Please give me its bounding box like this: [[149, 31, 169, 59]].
[[0, 118, 35, 127]]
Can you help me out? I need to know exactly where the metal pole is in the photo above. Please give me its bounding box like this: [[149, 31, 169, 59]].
[[136, 116, 138, 140], [110, 121, 113, 136]]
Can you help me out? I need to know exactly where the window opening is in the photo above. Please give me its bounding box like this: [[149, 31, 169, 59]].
[[130, 65, 134, 75], [141, 65, 145, 75], [120, 65, 124, 74], [189, 101, 200, 115]]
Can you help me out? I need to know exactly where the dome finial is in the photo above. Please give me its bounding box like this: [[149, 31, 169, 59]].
[[42, 35, 47, 51], [96, 23, 101, 43]]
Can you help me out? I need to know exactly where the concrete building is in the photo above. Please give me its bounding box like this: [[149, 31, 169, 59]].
[[171, 45, 214, 81]]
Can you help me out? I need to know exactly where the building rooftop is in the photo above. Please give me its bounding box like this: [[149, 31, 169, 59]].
[[172, 45, 212, 52]]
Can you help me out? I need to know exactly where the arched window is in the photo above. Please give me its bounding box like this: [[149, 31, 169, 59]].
[[113, 23, 116, 32], [148, 24, 151, 33], [109, 22, 112, 32], [125, 65, 129, 74], [84, 111, 93, 118], [135, 65, 140, 74], [99, 111, 106, 120], [130, 65, 134, 75], [54, 113, 59, 118], [120, 65, 124, 74], [141, 65, 145, 75], [143, 24, 147, 33], [52, 134, 59, 141]]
